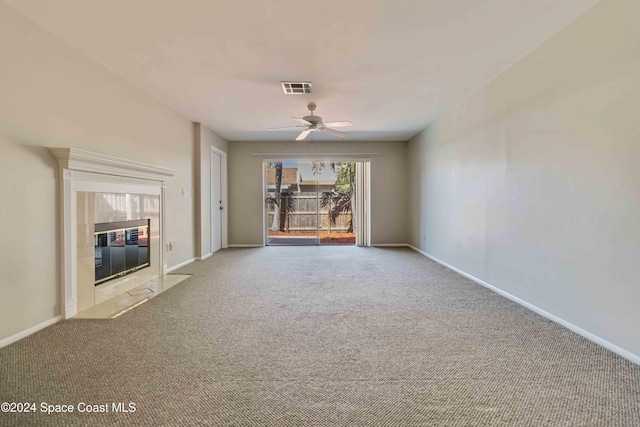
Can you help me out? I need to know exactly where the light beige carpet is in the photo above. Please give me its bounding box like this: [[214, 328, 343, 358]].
[[1, 247, 638, 426]]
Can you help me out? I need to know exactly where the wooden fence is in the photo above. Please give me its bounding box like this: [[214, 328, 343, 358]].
[[267, 194, 352, 233]]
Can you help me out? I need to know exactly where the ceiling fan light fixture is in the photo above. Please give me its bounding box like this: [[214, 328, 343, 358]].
[[266, 103, 352, 141]]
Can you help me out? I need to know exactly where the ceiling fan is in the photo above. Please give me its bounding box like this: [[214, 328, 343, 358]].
[[267, 103, 353, 140]]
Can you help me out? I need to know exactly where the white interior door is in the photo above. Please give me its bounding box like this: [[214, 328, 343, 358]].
[[211, 151, 222, 252]]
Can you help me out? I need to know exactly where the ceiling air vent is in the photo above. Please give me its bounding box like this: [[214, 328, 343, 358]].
[[281, 81, 312, 94]]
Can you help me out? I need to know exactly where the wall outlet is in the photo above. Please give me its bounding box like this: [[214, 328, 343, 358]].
[[166, 242, 174, 251]]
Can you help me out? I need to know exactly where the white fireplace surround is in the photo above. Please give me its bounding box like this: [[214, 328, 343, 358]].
[[49, 148, 177, 319]]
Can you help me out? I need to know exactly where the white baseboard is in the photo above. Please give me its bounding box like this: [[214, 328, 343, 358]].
[[64, 300, 77, 320], [0, 316, 63, 349], [198, 252, 213, 261], [227, 244, 263, 248], [166, 257, 196, 273], [406, 244, 640, 366], [372, 243, 411, 247]]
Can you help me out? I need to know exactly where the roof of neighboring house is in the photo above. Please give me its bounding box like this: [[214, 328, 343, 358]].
[[266, 168, 298, 185]]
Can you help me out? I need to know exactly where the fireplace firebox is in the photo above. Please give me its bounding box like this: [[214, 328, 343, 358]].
[[94, 219, 150, 285]]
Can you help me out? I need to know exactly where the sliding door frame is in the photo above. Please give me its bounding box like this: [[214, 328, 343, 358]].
[[260, 154, 373, 247]]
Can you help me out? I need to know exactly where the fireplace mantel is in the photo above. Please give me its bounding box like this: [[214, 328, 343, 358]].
[[49, 148, 175, 319], [49, 148, 177, 181]]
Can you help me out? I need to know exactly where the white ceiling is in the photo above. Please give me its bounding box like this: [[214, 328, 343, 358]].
[[3, 0, 598, 142]]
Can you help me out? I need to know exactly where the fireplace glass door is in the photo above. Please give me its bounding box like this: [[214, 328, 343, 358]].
[[94, 219, 150, 285]]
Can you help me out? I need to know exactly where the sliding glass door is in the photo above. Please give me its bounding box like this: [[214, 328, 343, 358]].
[[317, 162, 356, 245], [264, 160, 358, 246], [266, 161, 320, 246]]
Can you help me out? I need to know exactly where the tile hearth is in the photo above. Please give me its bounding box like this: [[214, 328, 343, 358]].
[[75, 274, 191, 319]]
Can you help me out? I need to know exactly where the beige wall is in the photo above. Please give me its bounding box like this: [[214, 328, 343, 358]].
[[407, 0, 640, 358], [228, 141, 407, 245], [195, 124, 228, 257], [0, 4, 196, 340]]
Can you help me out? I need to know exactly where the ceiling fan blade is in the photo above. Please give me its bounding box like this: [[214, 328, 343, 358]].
[[267, 126, 306, 131], [292, 117, 312, 125], [323, 121, 353, 128], [296, 129, 312, 141], [322, 128, 346, 139]]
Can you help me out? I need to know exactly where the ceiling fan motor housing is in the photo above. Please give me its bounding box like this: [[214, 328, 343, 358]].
[[302, 115, 323, 129]]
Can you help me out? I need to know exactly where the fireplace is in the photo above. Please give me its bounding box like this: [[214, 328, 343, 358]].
[[50, 147, 176, 318], [94, 219, 150, 285]]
